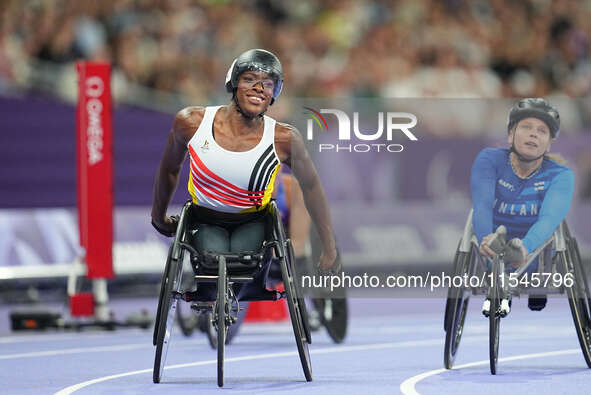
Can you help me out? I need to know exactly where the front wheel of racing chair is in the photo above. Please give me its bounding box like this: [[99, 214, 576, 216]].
[[176, 278, 241, 349], [561, 223, 591, 368], [489, 254, 502, 375], [153, 201, 192, 384], [216, 256, 228, 387]]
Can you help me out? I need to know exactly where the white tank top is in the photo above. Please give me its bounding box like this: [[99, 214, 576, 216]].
[[187, 106, 280, 213]]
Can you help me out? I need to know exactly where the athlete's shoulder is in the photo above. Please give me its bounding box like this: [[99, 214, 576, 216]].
[[274, 122, 304, 163], [542, 156, 574, 184], [274, 121, 303, 143], [543, 155, 572, 172], [474, 147, 508, 166], [478, 147, 508, 159], [173, 106, 206, 144]]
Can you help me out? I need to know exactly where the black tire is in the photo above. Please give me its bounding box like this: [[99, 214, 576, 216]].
[[281, 239, 313, 381], [564, 238, 591, 368], [311, 249, 347, 344], [313, 298, 348, 344], [489, 259, 500, 375], [444, 241, 462, 332], [217, 256, 227, 388], [286, 240, 313, 344], [153, 244, 173, 346], [153, 251, 183, 383], [443, 247, 473, 369]]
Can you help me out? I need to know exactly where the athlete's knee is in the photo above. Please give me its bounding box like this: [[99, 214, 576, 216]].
[[192, 224, 230, 252]]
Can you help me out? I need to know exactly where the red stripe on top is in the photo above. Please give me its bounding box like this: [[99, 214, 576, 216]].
[[189, 146, 264, 195], [192, 178, 253, 207], [190, 160, 264, 200], [191, 167, 262, 206]]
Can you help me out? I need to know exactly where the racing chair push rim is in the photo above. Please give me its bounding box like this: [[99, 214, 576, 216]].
[[152, 200, 313, 385]]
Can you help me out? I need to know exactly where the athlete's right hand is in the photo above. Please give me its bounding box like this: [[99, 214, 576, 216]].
[[479, 225, 507, 258], [151, 215, 179, 237]]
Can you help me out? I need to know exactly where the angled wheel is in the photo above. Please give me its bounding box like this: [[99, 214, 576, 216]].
[[216, 256, 227, 387], [154, 244, 173, 346], [313, 297, 348, 344], [281, 239, 313, 381], [489, 258, 500, 375], [564, 237, 591, 368], [153, 247, 184, 383], [312, 251, 347, 344], [287, 240, 312, 345], [444, 241, 462, 332], [444, 244, 474, 369]]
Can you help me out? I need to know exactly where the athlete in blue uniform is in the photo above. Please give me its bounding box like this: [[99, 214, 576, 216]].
[[471, 98, 575, 315]]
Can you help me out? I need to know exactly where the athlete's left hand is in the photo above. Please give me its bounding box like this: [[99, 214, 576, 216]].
[[504, 238, 529, 268], [318, 248, 339, 274]]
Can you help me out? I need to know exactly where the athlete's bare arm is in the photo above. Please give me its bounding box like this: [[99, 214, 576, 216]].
[[288, 176, 312, 257], [275, 122, 337, 270], [151, 106, 204, 235]]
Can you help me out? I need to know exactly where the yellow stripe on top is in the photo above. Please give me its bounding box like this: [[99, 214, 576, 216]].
[[188, 171, 198, 205], [239, 164, 280, 213]]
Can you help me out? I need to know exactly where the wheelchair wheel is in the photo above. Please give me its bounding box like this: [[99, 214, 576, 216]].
[[443, 245, 473, 369], [153, 247, 184, 383], [216, 256, 227, 387], [281, 239, 313, 381], [312, 251, 347, 344], [313, 298, 348, 344], [287, 240, 312, 345], [564, 238, 591, 368], [153, 244, 173, 346], [489, 258, 500, 375], [444, 241, 461, 332]]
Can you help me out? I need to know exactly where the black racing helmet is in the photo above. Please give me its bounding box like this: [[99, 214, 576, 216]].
[[507, 98, 560, 138], [225, 49, 283, 104]]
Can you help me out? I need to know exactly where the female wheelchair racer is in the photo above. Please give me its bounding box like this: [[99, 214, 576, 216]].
[[443, 98, 591, 375]]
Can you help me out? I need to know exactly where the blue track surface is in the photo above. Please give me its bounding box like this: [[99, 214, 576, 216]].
[[1, 297, 590, 394]]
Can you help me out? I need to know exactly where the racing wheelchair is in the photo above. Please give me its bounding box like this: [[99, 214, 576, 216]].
[[152, 200, 312, 386], [175, 214, 348, 346], [443, 210, 591, 374]]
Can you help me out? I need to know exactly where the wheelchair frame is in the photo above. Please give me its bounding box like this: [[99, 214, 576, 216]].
[[444, 209, 591, 374], [152, 200, 312, 386]]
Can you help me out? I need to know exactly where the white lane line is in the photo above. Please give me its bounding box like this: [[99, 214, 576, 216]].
[[0, 339, 206, 360], [0, 332, 141, 344], [54, 338, 445, 395], [400, 348, 580, 395]]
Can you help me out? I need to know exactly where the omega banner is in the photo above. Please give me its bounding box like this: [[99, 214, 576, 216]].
[[76, 62, 113, 279]]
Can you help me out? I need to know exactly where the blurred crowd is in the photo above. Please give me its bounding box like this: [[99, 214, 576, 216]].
[[1, 0, 591, 103]]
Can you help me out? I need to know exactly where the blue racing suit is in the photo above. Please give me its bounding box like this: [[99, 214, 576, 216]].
[[471, 148, 574, 254]]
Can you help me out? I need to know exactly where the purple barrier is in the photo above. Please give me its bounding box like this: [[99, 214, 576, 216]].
[[0, 94, 188, 208]]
